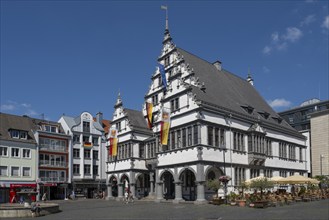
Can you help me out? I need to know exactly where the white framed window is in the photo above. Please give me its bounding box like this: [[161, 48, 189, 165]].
[[0, 146, 8, 156], [11, 130, 19, 138], [11, 148, 20, 158], [20, 131, 27, 139], [22, 149, 31, 158], [22, 167, 31, 177], [84, 165, 91, 175], [11, 166, 20, 176], [0, 166, 8, 176]]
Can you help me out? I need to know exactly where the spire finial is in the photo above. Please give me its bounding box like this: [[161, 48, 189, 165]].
[[161, 5, 168, 30], [247, 68, 254, 86]]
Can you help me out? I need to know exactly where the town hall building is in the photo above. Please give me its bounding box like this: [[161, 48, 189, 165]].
[[105, 20, 308, 204]]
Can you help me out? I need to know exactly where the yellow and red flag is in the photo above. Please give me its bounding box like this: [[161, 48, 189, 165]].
[[108, 128, 118, 156], [146, 101, 153, 129], [160, 108, 170, 145]]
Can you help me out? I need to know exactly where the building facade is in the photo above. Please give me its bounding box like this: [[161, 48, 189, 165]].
[[0, 113, 38, 203], [310, 109, 329, 177], [106, 26, 308, 203], [59, 112, 107, 198], [32, 119, 71, 201], [279, 99, 329, 176]]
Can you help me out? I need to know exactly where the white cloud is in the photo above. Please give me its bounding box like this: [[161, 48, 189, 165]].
[[21, 103, 31, 108], [262, 66, 270, 73], [300, 14, 316, 26], [0, 104, 16, 111], [271, 32, 279, 43], [321, 16, 329, 30], [262, 46, 272, 55], [268, 98, 292, 108], [282, 27, 303, 42]]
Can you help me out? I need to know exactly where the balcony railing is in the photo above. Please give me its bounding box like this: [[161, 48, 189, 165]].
[[40, 177, 66, 182], [39, 145, 67, 153], [39, 161, 67, 168]]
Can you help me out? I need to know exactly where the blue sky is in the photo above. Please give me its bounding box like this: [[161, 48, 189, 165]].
[[1, 0, 328, 121]]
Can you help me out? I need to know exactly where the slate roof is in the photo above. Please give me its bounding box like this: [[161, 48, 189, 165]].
[[176, 47, 301, 136], [125, 109, 152, 134], [0, 113, 36, 143]]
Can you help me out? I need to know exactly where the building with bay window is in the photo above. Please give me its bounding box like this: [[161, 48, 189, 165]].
[[59, 112, 107, 198], [105, 24, 308, 204]]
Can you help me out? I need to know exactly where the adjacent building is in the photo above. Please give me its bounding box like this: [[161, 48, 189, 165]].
[[0, 113, 38, 203], [279, 99, 329, 177], [106, 25, 308, 203], [59, 112, 107, 198]]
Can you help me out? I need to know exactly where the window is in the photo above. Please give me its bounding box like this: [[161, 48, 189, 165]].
[[152, 94, 158, 105], [73, 149, 80, 158], [215, 128, 219, 147], [207, 126, 213, 146], [92, 137, 98, 145], [164, 56, 170, 66], [182, 128, 186, 147], [93, 165, 98, 176], [83, 136, 89, 143], [177, 130, 181, 148], [20, 131, 27, 139], [73, 164, 80, 175], [0, 166, 8, 176], [83, 121, 90, 132], [22, 167, 31, 177], [139, 144, 145, 158], [51, 126, 57, 133], [93, 150, 99, 160], [84, 165, 91, 175], [299, 147, 303, 161], [0, 147, 8, 156], [171, 131, 176, 150], [170, 98, 180, 112], [116, 122, 121, 131], [188, 127, 192, 146], [11, 167, 19, 176], [84, 149, 91, 159], [193, 125, 198, 145], [220, 128, 225, 147], [73, 135, 80, 143], [11, 148, 19, 157], [22, 149, 31, 158], [11, 130, 19, 138]]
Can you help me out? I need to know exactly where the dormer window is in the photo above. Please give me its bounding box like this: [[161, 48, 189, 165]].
[[258, 111, 270, 119], [11, 130, 19, 139], [272, 116, 283, 124], [44, 125, 57, 133], [20, 131, 27, 139], [241, 105, 254, 114], [164, 56, 170, 67]]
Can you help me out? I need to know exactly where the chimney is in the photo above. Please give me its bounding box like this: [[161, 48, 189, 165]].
[[96, 112, 103, 123], [213, 60, 222, 71]]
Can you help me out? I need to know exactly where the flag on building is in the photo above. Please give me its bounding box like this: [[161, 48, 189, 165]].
[[159, 63, 167, 90], [108, 128, 118, 156], [146, 101, 153, 129], [160, 108, 170, 145]]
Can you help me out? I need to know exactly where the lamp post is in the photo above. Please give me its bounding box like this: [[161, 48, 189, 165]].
[[320, 154, 324, 176]]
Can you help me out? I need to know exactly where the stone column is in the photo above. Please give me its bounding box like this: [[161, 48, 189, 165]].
[[149, 172, 155, 196], [116, 183, 123, 201], [155, 182, 163, 202], [106, 184, 113, 200], [173, 181, 183, 203], [130, 183, 136, 198], [195, 181, 206, 204]]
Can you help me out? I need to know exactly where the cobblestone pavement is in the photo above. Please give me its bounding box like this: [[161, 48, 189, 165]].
[[2, 199, 329, 220]]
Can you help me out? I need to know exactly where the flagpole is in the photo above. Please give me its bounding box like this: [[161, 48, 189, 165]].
[[161, 5, 168, 30]]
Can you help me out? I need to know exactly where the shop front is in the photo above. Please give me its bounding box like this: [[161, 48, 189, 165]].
[[9, 183, 37, 203]]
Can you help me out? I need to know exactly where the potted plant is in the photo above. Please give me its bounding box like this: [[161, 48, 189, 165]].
[[206, 179, 223, 205], [236, 181, 248, 207], [249, 177, 274, 208], [228, 192, 237, 205]]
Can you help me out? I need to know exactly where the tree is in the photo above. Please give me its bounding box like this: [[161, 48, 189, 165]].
[[206, 179, 222, 198], [249, 177, 274, 200]]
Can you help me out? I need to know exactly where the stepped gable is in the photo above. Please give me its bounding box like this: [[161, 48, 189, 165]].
[[176, 47, 301, 136], [124, 108, 152, 134]]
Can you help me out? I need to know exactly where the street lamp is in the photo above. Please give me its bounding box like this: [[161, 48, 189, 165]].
[[320, 154, 324, 176]]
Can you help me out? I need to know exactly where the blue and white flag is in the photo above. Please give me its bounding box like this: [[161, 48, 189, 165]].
[[159, 63, 167, 90]]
